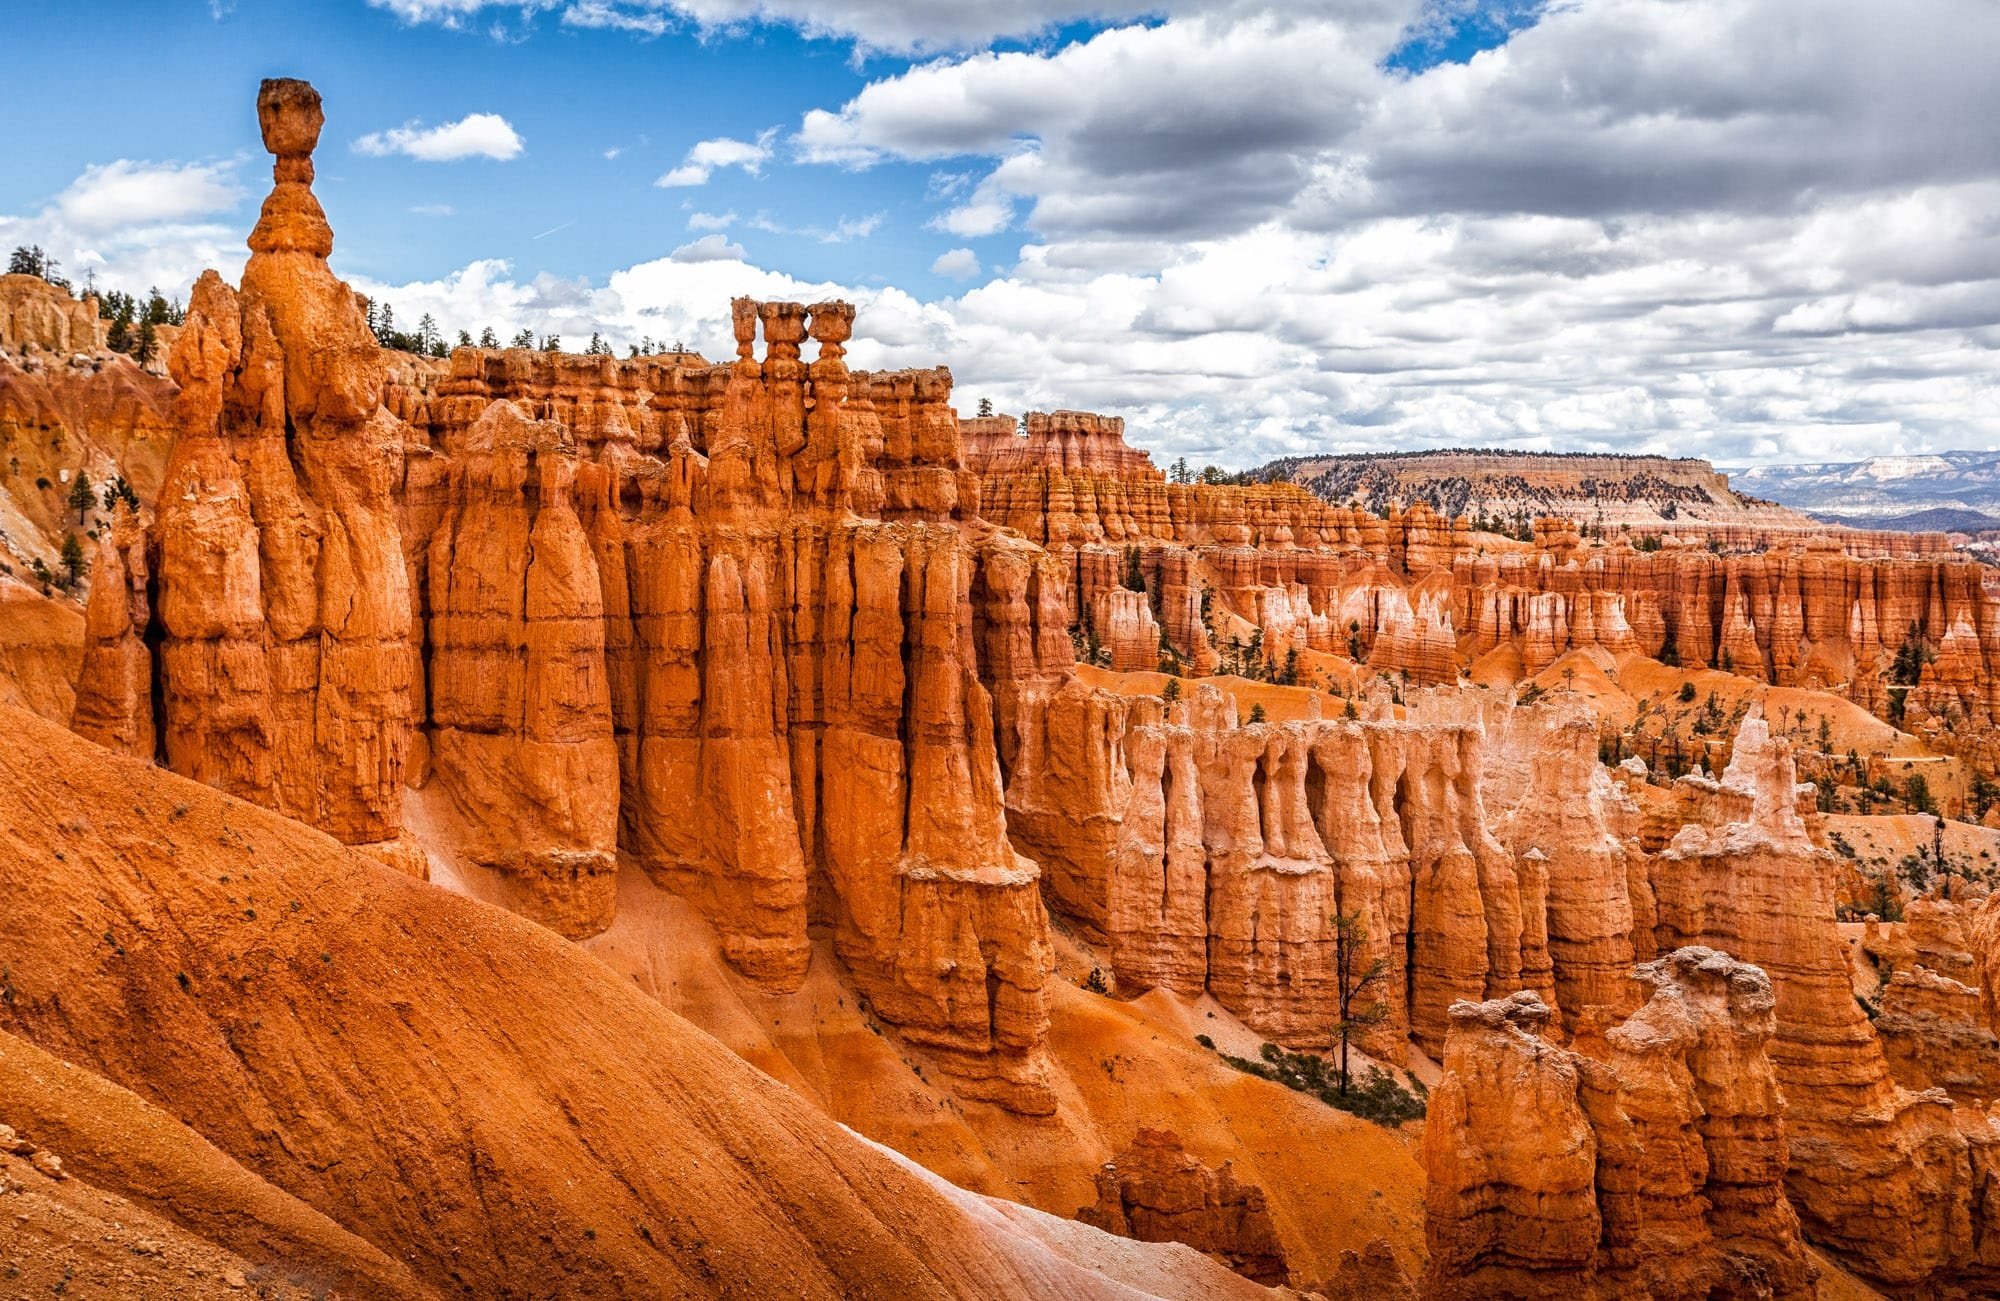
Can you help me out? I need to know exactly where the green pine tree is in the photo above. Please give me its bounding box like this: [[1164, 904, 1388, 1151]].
[[59, 532, 87, 588]]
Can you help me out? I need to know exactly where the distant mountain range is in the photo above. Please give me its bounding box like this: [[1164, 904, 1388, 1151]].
[[1811, 507, 2000, 534], [1730, 452, 2000, 529]]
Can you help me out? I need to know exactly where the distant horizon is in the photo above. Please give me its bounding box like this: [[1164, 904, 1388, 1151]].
[[5, 1, 1998, 469]]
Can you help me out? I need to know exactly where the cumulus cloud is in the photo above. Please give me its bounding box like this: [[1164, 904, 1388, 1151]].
[[931, 247, 981, 278], [670, 233, 748, 262], [656, 130, 777, 187], [0, 158, 247, 298], [55, 159, 244, 234], [354, 113, 525, 161], [686, 209, 737, 230]]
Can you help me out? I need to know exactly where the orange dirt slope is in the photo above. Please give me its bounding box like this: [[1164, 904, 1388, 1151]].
[[0, 702, 1284, 1299]]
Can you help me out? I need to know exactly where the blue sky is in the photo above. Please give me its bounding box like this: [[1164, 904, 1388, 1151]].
[[2, 2, 958, 290], [4, 0, 1998, 468]]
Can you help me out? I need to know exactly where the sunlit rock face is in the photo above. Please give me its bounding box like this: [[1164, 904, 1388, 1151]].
[[72, 80, 1055, 1114], [1422, 951, 1815, 1301]]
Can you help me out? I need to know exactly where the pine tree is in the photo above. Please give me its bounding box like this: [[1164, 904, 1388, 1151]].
[[67, 470, 93, 524], [977, 397, 993, 417], [1121, 545, 1146, 593], [479, 327, 499, 348], [8, 245, 61, 285], [100, 475, 137, 514], [59, 532, 87, 588], [510, 328, 534, 348], [134, 319, 159, 365]]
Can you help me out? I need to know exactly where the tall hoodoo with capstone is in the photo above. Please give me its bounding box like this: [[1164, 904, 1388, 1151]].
[[89, 78, 413, 850]]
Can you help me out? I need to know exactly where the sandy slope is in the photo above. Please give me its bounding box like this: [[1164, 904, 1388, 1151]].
[[571, 862, 1428, 1287], [0, 703, 1280, 1299], [0, 572, 81, 723]]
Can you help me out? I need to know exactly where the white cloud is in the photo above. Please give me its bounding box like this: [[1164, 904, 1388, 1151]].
[[656, 130, 777, 187], [0, 158, 247, 298], [55, 160, 245, 234], [830, 213, 882, 242], [602, 146, 623, 160], [411, 203, 457, 216], [687, 209, 737, 230], [933, 196, 1013, 238], [561, 0, 672, 33], [670, 233, 749, 262], [931, 247, 981, 278], [354, 113, 525, 162]]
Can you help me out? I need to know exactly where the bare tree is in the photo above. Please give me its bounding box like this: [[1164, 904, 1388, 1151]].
[[1330, 909, 1390, 1096]]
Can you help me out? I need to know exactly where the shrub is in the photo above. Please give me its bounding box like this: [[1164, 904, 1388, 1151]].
[[1207, 1040, 1427, 1127]]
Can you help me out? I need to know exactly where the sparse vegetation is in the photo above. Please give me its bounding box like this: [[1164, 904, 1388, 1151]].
[[1210, 1041, 1426, 1126]]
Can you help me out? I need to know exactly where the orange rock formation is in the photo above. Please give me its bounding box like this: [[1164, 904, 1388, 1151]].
[[1075, 1128, 1289, 1285], [75, 79, 1055, 1112], [1423, 949, 1815, 1301]]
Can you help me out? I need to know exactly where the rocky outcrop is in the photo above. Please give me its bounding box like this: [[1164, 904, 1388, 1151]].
[[72, 80, 1057, 1114], [1004, 679, 1540, 1054], [0, 344, 174, 578], [70, 504, 154, 756], [1421, 990, 1604, 1300], [0, 273, 105, 356], [1312, 1239, 1417, 1301], [115, 80, 413, 853], [1267, 447, 1948, 553], [1637, 712, 1997, 1293], [1423, 950, 1815, 1301], [1075, 1128, 1288, 1286], [973, 445, 2000, 760], [962, 410, 1160, 480], [1877, 965, 2000, 1105], [55, 76, 2000, 1295]]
